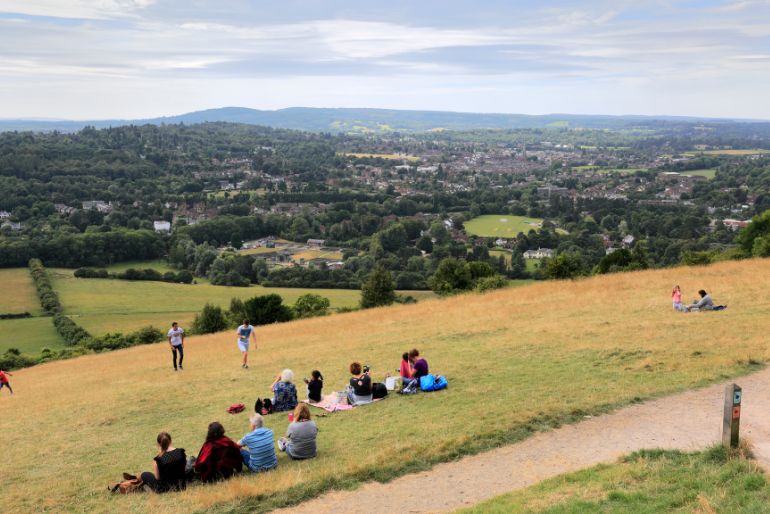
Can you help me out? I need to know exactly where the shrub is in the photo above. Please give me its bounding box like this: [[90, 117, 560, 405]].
[[192, 304, 229, 334], [361, 265, 396, 308], [475, 275, 509, 293], [28, 258, 62, 314], [53, 314, 92, 346], [243, 294, 294, 325], [293, 294, 331, 319], [74, 267, 110, 279]]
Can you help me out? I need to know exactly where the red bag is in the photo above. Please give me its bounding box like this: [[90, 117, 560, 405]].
[[227, 403, 245, 414]]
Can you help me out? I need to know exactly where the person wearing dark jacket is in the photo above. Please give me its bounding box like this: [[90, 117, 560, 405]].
[[140, 432, 187, 493], [193, 422, 243, 482]]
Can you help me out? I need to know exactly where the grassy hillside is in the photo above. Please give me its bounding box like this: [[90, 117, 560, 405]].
[[1, 259, 769, 513], [0, 268, 41, 315], [50, 268, 434, 335], [460, 446, 769, 513]]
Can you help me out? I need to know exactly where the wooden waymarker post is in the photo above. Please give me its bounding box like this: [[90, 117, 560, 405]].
[[722, 383, 742, 448]]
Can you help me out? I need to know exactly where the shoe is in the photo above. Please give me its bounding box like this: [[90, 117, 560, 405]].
[[179, 365, 183, 370], [174, 368, 178, 371], [244, 364, 249, 369]]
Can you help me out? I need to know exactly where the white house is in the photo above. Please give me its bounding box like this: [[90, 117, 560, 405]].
[[523, 248, 553, 259], [307, 239, 325, 248], [0, 211, 11, 220], [622, 235, 635, 247], [153, 221, 171, 233]]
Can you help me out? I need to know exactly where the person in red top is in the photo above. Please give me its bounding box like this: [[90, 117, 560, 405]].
[[193, 421, 243, 482], [0, 369, 13, 395], [399, 352, 413, 382]]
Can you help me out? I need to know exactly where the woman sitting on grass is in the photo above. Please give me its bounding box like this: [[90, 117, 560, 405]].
[[409, 349, 430, 378], [347, 361, 373, 405], [304, 369, 324, 403], [140, 432, 187, 493], [271, 369, 298, 412], [192, 422, 243, 482], [278, 404, 318, 460]]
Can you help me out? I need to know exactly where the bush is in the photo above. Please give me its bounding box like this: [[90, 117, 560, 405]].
[[475, 275, 509, 293], [53, 314, 92, 346], [28, 258, 61, 314], [74, 267, 110, 278], [0, 348, 36, 370], [293, 294, 331, 319], [361, 266, 396, 308], [243, 294, 294, 325], [0, 312, 31, 319], [192, 304, 229, 334]]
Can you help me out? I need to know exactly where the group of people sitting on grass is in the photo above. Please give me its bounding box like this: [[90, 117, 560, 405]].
[[130, 349, 437, 494], [137, 404, 318, 493]]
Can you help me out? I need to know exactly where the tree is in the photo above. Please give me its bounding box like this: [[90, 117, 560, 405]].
[[243, 294, 294, 325], [543, 253, 586, 279], [192, 304, 228, 334], [293, 294, 331, 318], [429, 257, 472, 295], [360, 265, 396, 308]]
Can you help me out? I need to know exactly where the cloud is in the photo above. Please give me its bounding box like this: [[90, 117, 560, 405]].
[[0, 0, 156, 20]]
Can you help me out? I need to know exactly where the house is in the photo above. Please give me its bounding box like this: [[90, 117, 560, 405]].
[[1, 221, 22, 231], [153, 221, 171, 233], [54, 204, 76, 215], [622, 235, 635, 247], [307, 239, 325, 249], [523, 248, 553, 259], [0, 211, 10, 220], [722, 219, 750, 230], [495, 238, 508, 247], [82, 201, 113, 214]]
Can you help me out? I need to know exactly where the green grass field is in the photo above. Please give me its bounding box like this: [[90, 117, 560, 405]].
[[0, 268, 42, 315], [681, 168, 717, 179], [2, 259, 770, 513], [465, 215, 544, 238], [460, 446, 768, 513], [0, 317, 64, 354], [50, 269, 434, 335]]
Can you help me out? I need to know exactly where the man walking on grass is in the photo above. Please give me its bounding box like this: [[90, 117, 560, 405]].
[[0, 369, 13, 395], [167, 321, 185, 371], [236, 319, 256, 369]]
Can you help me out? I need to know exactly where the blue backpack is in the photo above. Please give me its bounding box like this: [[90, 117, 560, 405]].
[[419, 375, 448, 392]]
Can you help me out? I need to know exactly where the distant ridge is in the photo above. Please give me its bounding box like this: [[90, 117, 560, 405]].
[[1, 106, 768, 133]]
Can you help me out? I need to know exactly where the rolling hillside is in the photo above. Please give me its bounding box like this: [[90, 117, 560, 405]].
[[1, 259, 769, 513]]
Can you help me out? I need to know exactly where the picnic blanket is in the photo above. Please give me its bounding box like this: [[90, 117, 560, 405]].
[[304, 392, 385, 413]]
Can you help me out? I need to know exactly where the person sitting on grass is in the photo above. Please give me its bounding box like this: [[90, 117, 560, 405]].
[[304, 369, 324, 403], [347, 361, 373, 406], [685, 289, 715, 312], [192, 422, 243, 482], [278, 404, 318, 460], [271, 369, 298, 412], [399, 352, 415, 384], [409, 349, 430, 378], [237, 413, 277, 472], [0, 369, 13, 395], [140, 432, 187, 493]]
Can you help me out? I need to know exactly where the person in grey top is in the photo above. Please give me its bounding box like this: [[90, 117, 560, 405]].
[[278, 404, 318, 460], [686, 289, 714, 311]]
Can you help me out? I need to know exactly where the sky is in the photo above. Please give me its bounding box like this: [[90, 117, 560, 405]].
[[1, 0, 769, 120]]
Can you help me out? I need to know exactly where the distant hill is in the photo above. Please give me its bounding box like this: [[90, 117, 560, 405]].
[[1, 106, 768, 133]]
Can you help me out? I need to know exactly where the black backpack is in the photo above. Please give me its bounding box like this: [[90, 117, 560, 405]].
[[372, 382, 388, 399], [254, 398, 274, 415]]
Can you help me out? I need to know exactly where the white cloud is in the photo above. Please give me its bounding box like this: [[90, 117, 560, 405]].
[[0, 0, 156, 20]]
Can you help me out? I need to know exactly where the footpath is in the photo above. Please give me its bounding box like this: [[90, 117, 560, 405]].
[[274, 367, 770, 513]]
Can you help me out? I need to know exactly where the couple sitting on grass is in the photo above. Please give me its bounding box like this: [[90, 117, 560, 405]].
[[672, 287, 727, 312], [136, 404, 318, 494], [257, 369, 325, 414]]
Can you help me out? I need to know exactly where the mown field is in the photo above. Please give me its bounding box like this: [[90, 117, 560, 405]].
[[465, 215, 544, 238], [50, 269, 434, 335], [0, 268, 41, 315], [681, 168, 717, 179], [0, 317, 64, 354], [461, 446, 769, 513], [2, 259, 769, 513]]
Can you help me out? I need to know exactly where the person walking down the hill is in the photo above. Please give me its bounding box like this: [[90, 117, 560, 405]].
[[237, 413, 277, 472], [409, 349, 430, 378], [236, 320, 256, 369], [304, 370, 324, 403], [270, 369, 298, 412], [347, 362, 373, 406], [0, 369, 13, 395], [278, 404, 318, 460], [192, 422, 243, 483], [685, 289, 718, 312], [671, 285, 683, 311], [140, 432, 187, 493], [167, 322, 185, 371]]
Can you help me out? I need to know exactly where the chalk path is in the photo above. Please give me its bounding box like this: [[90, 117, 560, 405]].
[[273, 367, 770, 514]]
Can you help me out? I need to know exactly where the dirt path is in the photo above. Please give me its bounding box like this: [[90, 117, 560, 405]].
[[274, 368, 770, 514]]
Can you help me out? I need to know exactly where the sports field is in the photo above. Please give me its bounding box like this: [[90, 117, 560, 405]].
[[50, 269, 434, 335], [681, 168, 717, 179], [2, 259, 769, 513], [465, 215, 544, 238]]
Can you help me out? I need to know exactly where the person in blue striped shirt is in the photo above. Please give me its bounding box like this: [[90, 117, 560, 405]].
[[237, 413, 278, 472]]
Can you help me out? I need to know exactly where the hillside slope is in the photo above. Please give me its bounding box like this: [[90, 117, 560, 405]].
[[1, 259, 769, 513]]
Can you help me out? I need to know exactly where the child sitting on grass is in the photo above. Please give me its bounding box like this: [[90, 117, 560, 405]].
[[304, 370, 324, 403]]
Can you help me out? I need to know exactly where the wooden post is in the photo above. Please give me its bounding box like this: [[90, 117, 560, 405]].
[[722, 383, 742, 448]]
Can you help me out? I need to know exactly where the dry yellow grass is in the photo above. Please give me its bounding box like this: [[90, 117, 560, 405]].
[[2, 259, 769, 513]]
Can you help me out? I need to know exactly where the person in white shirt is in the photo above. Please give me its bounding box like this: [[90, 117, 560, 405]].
[[236, 320, 257, 369], [167, 322, 185, 371]]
